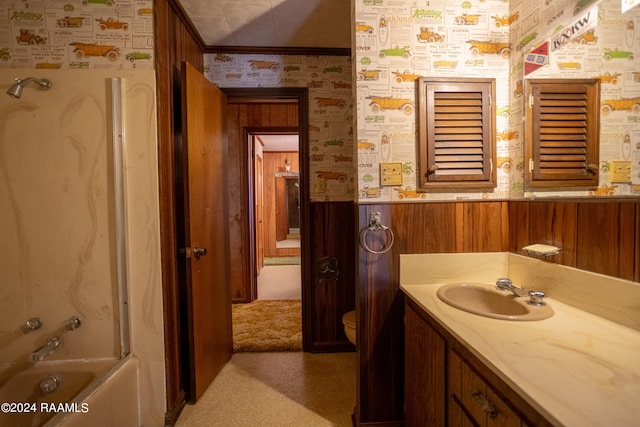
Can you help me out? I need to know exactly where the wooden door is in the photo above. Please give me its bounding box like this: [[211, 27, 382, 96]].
[[275, 176, 288, 242], [182, 61, 232, 401], [256, 155, 264, 273]]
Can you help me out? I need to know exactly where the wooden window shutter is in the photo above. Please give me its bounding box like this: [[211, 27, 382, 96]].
[[418, 78, 496, 190], [525, 79, 600, 188]]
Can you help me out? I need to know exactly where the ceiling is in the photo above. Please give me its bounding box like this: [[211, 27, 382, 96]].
[[257, 134, 299, 151], [176, 0, 352, 49]]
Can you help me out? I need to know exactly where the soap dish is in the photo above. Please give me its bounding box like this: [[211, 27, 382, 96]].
[[523, 244, 561, 257]]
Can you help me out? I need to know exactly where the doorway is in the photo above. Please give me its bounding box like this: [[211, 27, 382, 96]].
[[222, 88, 312, 351], [252, 132, 301, 300], [240, 127, 305, 303]]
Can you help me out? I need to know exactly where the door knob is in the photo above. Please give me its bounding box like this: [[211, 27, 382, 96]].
[[179, 246, 208, 259], [193, 247, 207, 260]]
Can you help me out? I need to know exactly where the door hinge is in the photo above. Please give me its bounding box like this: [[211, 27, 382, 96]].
[[529, 94, 534, 108], [529, 158, 534, 172]]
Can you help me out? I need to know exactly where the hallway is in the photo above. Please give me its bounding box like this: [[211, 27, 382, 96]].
[[257, 264, 301, 300]]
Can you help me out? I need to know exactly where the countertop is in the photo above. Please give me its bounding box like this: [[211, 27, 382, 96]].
[[401, 283, 640, 427]]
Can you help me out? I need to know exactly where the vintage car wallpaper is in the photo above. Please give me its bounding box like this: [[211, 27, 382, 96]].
[[3, 0, 638, 202]]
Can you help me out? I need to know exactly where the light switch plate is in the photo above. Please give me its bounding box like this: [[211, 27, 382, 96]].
[[611, 161, 631, 182], [380, 162, 403, 186]]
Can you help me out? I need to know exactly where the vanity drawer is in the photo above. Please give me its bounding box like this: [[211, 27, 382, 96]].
[[448, 349, 523, 427]]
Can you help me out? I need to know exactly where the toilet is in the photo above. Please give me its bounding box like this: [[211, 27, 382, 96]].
[[342, 310, 356, 345]]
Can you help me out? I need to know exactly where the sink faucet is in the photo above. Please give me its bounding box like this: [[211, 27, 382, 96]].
[[30, 337, 62, 363], [496, 278, 528, 297]]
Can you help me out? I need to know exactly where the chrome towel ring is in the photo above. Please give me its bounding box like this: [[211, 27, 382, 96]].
[[360, 211, 394, 254]]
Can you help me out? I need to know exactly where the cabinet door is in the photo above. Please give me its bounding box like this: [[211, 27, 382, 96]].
[[405, 304, 446, 426]]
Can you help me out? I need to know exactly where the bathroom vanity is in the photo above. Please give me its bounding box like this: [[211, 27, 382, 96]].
[[405, 299, 551, 426], [400, 253, 640, 426]]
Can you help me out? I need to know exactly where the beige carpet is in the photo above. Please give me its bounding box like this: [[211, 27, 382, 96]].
[[232, 300, 302, 352]]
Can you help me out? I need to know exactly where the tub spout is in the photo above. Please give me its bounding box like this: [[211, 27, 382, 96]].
[[30, 337, 62, 363]]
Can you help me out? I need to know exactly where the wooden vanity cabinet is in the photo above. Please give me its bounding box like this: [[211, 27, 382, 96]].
[[404, 298, 552, 427]]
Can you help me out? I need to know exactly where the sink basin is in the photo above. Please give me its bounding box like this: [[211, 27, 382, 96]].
[[436, 282, 553, 321]]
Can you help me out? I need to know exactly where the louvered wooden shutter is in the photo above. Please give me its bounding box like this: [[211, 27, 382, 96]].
[[525, 79, 600, 188], [418, 78, 496, 189]]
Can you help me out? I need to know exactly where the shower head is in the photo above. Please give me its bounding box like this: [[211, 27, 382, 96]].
[[6, 77, 52, 99]]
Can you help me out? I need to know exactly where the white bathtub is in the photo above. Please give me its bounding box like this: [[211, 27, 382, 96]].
[[0, 357, 139, 427]]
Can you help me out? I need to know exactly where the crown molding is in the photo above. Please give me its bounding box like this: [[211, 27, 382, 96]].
[[204, 45, 350, 56]]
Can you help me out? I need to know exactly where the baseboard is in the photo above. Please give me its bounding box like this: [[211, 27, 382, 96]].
[[352, 406, 404, 427], [164, 390, 186, 427], [307, 341, 355, 353], [357, 421, 404, 427]]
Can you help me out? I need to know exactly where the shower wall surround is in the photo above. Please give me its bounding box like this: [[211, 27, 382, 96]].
[[0, 68, 165, 425], [0, 2, 163, 424]]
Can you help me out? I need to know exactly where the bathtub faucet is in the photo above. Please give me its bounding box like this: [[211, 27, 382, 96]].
[[30, 337, 62, 363]]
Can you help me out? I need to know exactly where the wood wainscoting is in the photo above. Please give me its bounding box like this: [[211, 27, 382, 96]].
[[510, 199, 640, 281], [308, 201, 356, 352], [355, 199, 639, 425]]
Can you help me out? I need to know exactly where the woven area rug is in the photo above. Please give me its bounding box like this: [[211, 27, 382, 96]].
[[232, 300, 302, 352]]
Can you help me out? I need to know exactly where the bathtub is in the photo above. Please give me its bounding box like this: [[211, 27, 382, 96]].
[[0, 357, 138, 427]]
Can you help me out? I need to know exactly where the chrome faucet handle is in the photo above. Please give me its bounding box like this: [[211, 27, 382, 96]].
[[40, 374, 61, 395], [527, 290, 546, 306], [21, 317, 43, 333], [496, 278, 513, 290], [64, 316, 81, 331]]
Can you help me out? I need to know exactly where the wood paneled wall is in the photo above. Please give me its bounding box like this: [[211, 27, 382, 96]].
[[154, 0, 205, 424], [308, 201, 356, 351], [510, 199, 640, 282], [355, 199, 639, 425]]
